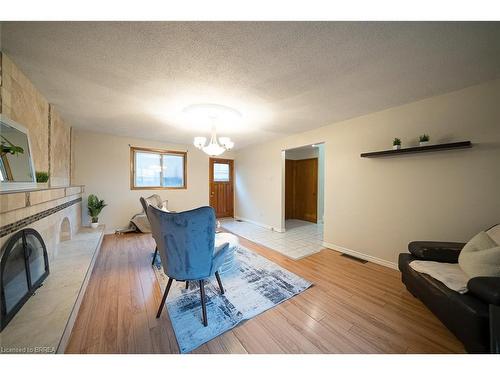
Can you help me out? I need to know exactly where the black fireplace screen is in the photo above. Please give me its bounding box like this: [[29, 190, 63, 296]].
[[0, 228, 49, 331]]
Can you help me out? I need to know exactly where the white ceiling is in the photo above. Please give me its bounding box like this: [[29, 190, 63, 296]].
[[2, 22, 500, 149]]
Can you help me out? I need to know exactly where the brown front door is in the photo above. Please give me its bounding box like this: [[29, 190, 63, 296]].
[[285, 157, 318, 223], [209, 158, 234, 218]]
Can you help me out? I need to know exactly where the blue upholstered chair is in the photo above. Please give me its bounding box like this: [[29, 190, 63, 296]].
[[147, 205, 229, 326]]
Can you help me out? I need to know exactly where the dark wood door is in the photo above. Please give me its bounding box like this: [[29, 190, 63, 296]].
[[285, 158, 318, 223], [209, 158, 234, 218]]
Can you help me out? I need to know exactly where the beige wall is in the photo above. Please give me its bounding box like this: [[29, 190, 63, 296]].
[[49, 105, 71, 187], [0, 52, 71, 186], [235, 79, 500, 268], [72, 129, 234, 232]]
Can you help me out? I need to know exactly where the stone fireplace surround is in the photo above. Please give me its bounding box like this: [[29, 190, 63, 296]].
[[0, 185, 104, 353]]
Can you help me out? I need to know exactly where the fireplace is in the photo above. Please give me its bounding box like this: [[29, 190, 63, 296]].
[[1, 228, 49, 331]]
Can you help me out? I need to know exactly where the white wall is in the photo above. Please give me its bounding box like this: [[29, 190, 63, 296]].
[[235, 79, 500, 267], [285, 146, 319, 160], [72, 130, 234, 232], [317, 144, 325, 223]]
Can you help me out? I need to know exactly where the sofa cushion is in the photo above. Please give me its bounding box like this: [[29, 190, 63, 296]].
[[458, 231, 500, 278], [409, 260, 469, 293]]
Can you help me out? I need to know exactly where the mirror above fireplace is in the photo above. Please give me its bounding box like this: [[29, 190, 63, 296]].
[[0, 115, 37, 192]]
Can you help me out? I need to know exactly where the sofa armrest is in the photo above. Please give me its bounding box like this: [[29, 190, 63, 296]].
[[408, 241, 466, 263], [467, 277, 500, 305]]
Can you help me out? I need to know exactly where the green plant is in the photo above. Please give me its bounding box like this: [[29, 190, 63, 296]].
[[0, 135, 24, 157], [36, 171, 50, 183], [87, 194, 107, 223], [419, 134, 430, 142], [393, 138, 401, 146]]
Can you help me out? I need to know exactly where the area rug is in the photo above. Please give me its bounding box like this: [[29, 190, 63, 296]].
[[152, 245, 312, 353]]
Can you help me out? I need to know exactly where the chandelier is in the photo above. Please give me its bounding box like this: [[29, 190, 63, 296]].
[[187, 104, 239, 156], [193, 124, 234, 156]]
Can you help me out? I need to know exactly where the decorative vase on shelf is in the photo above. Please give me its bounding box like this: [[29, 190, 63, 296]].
[[419, 141, 429, 146], [90, 220, 99, 229], [392, 145, 401, 150]]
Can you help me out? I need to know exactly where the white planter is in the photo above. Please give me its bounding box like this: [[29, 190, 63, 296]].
[[419, 141, 429, 146], [90, 222, 99, 229], [392, 145, 401, 150]]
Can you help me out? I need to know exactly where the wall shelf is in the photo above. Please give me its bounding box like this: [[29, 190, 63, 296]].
[[360, 141, 472, 158]]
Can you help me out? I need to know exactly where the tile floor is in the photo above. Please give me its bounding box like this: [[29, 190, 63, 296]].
[[220, 218, 324, 259]]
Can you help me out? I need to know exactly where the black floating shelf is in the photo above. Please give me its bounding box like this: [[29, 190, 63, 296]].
[[360, 141, 472, 158]]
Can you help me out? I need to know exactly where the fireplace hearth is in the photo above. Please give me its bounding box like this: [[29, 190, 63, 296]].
[[1, 228, 49, 331]]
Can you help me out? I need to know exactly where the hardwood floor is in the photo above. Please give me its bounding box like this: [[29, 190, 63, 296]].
[[66, 232, 465, 354]]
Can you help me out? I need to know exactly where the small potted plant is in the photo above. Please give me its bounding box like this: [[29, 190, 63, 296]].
[[36, 171, 50, 188], [419, 134, 430, 146], [392, 138, 401, 150], [87, 194, 107, 229]]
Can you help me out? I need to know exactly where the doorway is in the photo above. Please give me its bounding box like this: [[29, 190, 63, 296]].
[[209, 158, 234, 218], [284, 143, 325, 229]]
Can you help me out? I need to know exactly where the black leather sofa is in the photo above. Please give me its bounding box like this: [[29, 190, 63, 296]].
[[398, 230, 500, 353]]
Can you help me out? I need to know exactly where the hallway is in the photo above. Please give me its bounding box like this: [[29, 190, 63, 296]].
[[220, 219, 324, 259]]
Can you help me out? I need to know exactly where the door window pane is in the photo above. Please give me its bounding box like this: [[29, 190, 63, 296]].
[[162, 154, 184, 188], [213, 163, 230, 182], [135, 152, 161, 187]]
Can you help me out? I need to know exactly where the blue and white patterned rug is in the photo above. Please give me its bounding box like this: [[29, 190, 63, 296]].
[[152, 245, 312, 353]]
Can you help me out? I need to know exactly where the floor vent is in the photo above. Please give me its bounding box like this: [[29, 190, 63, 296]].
[[236, 219, 243, 222], [341, 253, 368, 264]]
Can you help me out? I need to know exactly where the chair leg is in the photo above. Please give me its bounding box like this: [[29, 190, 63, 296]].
[[215, 271, 225, 294], [151, 246, 158, 265], [199, 280, 208, 327], [156, 278, 173, 318], [185, 281, 189, 289]]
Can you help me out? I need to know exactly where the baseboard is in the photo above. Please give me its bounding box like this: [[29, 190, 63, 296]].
[[322, 241, 398, 270], [232, 216, 285, 233]]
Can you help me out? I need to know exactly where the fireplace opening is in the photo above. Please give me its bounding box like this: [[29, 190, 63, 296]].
[[60, 217, 71, 242], [0, 228, 49, 331]]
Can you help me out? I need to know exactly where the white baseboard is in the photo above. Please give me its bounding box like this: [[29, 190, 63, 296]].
[[232, 216, 285, 233], [322, 241, 398, 270]]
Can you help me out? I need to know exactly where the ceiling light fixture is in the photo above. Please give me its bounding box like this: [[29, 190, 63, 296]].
[[186, 104, 239, 156]]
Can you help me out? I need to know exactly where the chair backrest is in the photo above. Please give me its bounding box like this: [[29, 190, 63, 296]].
[[147, 205, 216, 280], [139, 197, 149, 217], [140, 194, 163, 214]]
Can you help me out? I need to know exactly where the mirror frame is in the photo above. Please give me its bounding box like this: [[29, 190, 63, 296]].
[[0, 114, 38, 192]]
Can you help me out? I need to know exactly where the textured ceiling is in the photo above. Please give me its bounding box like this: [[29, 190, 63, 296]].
[[1, 22, 500, 149]]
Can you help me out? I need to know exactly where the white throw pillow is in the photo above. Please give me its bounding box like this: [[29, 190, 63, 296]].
[[458, 231, 500, 278], [486, 224, 500, 244]]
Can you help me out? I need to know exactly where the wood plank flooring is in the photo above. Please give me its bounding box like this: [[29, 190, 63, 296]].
[[66, 232, 465, 354]]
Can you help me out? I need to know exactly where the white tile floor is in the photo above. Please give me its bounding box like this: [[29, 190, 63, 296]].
[[220, 218, 324, 260]]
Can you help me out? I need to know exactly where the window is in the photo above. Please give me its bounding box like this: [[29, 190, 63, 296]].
[[213, 162, 230, 182], [130, 147, 186, 189]]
